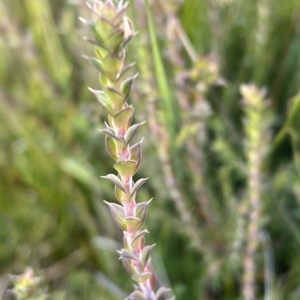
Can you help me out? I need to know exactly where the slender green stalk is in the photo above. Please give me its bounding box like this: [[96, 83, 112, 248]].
[[81, 1, 173, 299]]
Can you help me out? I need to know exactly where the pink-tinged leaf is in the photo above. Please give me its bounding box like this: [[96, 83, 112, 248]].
[[154, 287, 171, 300], [113, 106, 134, 130], [129, 178, 148, 200], [119, 248, 139, 260], [122, 256, 137, 275], [126, 290, 147, 300], [105, 136, 118, 161], [129, 141, 143, 167], [101, 174, 126, 193], [89, 88, 115, 116], [125, 122, 145, 146], [112, 5, 127, 26], [104, 201, 127, 230], [131, 272, 152, 283], [135, 199, 152, 230], [114, 160, 138, 178], [131, 230, 149, 249], [140, 244, 155, 269]]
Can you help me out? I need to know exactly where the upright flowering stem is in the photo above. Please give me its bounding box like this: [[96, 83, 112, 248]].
[[241, 84, 269, 300], [80, 1, 173, 299]]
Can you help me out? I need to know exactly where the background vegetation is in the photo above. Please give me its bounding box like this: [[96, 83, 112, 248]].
[[0, 0, 300, 299]]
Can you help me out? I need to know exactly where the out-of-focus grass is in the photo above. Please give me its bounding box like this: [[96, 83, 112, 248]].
[[1, 0, 300, 299]]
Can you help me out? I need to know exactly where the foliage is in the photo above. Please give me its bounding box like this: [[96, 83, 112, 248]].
[[0, 0, 300, 299]]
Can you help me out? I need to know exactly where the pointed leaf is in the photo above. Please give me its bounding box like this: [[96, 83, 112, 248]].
[[141, 244, 155, 269], [154, 287, 171, 300], [101, 174, 126, 193], [113, 106, 134, 130], [100, 128, 124, 143], [131, 230, 149, 249], [130, 141, 143, 167], [122, 74, 138, 102], [123, 235, 131, 251], [125, 216, 141, 232], [89, 88, 115, 116], [114, 160, 138, 178], [126, 290, 147, 300], [102, 54, 124, 80], [130, 178, 148, 200], [84, 56, 105, 73], [115, 185, 124, 203], [116, 63, 135, 87], [135, 200, 151, 229], [106, 27, 125, 52], [122, 256, 137, 275], [119, 248, 139, 260], [132, 272, 152, 283], [104, 201, 127, 230], [82, 37, 110, 53], [105, 87, 125, 111], [105, 136, 118, 161], [125, 122, 145, 146]]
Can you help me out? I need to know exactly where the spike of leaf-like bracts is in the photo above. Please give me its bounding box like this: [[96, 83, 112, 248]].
[[104, 201, 127, 230], [125, 122, 145, 146], [101, 174, 126, 193]]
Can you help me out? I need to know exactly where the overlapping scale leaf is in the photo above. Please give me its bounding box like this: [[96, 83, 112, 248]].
[[113, 106, 134, 130], [104, 201, 127, 230], [114, 160, 138, 178]]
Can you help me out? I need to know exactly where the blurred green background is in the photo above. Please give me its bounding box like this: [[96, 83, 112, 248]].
[[0, 0, 300, 299]]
